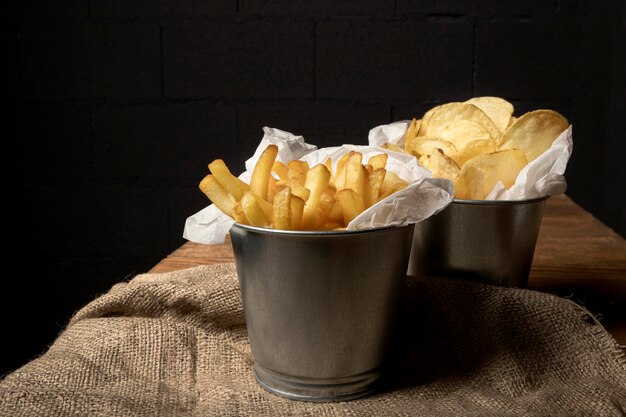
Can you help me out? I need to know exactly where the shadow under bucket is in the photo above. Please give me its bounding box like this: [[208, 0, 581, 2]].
[[230, 223, 415, 402], [408, 196, 548, 287]]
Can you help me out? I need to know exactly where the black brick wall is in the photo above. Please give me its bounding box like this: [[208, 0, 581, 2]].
[[2, 0, 624, 375]]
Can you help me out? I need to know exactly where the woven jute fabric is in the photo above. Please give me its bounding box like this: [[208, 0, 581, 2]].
[[1, 263, 625, 416]]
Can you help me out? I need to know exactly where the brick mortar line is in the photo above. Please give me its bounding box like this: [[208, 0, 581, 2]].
[[313, 21, 317, 99], [471, 21, 477, 96], [9, 14, 566, 28], [234, 100, 241, 175], [159, 24, 165, 99], [22, 179, 197, 187], [15, 97, 582, 107]]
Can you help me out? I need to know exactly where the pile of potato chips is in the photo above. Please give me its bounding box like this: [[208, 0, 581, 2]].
[[382, 97, 569, 200]]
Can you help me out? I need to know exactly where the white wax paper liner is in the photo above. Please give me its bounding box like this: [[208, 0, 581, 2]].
[[368, 122, 573, 201], [184, 127, 454, 244]]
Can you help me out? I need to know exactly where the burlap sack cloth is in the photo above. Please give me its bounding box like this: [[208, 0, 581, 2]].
[[1, 263, 625, 416]]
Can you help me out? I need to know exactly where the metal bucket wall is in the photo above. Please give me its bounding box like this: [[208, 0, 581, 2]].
[[230, 223, 415, 402], [408, 197, 548, 287]]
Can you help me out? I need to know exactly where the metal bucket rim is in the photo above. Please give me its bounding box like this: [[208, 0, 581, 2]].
[[230, 223, 408, 237], [452, 195, 550, 206]]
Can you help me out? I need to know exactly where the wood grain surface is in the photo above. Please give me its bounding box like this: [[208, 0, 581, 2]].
[[150, 195, 626, 348]]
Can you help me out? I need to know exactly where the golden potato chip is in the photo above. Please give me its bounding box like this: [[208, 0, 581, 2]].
[[465, 96, 514, 134], [402, 118, 421, 143], [498, 109, 568, 162], [454, 149, 527, 200], [421, 148, 460, 183], [381, 142, 408, 153], [451, 139, 497, 167], [404, 136, 458, 158], [426, 119, 493, 150], [417, 105, 442, 136], [507, 116, 517, 129], [425, 102, 501, 142]]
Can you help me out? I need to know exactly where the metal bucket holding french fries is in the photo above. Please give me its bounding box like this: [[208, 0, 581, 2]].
[[194, 139, 452, 401], [231, 223, 414, 401]]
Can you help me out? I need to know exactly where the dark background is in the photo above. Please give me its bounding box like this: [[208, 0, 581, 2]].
[[2, 0, 624, 376]]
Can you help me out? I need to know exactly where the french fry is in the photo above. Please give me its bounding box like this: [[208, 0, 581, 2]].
[[365, 168, 386, 207], [254, 193, 274, 222], [273, 187, 292, 230], [380, 171, 408, 197], [232, 203, 248, 224], [345, 152, 365, 196], [272, 161, 289, 181], [241, 191, 271, 227], [234, 176, 250, 194], [327, 200, 344, 222], [208, 159, 246, 201], [267, 176, 278, 203], [368, 153, 388, 171], [335, 188, 365, 224], [325, 183, 337, 196], [288, 160, 309, 174], [377, 182, 408, 202], [302, 164, 331, 229], [318, 190, 336, 216], [291, 186, 311, 202], [324, 158, 334, 184], [321, 222, 343, 230], [289, 195, 305, 230], [334, 153, 351, 190], [199, 174, 237, 217], [288, 165, 306, 187], [250, 145, 278, 200]]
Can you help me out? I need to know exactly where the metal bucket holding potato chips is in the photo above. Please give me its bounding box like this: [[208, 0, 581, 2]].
[[230, 223, 415, 402], [408, 196, 548, 287]]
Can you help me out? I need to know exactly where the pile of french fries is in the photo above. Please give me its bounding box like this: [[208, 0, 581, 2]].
[[199, 145, 409, 231]]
